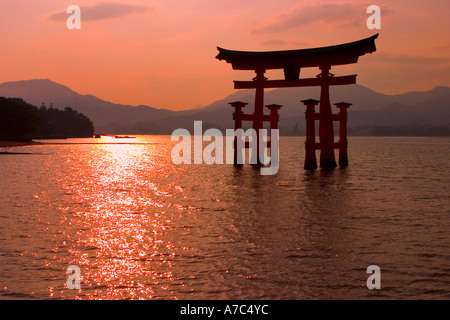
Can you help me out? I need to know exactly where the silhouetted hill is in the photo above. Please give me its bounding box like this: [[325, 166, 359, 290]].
[[0, 97, 94, 139], [0, 79, 449, 135]]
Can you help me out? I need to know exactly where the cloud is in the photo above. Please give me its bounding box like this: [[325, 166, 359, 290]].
[[259, 39, 288, 47], [251, 2, 367, 34], [373, 53, 450, 66], [47, 2, 154, 22], [434, 43, 450, 55]]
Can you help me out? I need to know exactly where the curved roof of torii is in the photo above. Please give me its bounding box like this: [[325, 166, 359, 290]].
[[216, 34, 378, 70]]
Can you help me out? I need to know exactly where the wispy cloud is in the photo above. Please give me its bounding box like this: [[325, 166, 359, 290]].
[[433, 43, 450, 55], [47, 2, 154, 22], [251, 2, 371, 34], [259, 39, 288, 47], [373, 53, 450, 66]]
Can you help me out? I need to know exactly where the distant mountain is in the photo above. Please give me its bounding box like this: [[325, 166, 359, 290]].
[[0, 79, 449, 135], [0, 79, 176, 133]]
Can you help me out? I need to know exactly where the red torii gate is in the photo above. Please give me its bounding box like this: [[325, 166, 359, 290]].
[[216, 34, 378, 169]]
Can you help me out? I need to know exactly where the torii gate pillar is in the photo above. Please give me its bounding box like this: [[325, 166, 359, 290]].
[[301, 99, 319, 170], [318, 65, 337, 168], [229, 101, 247, 166], [335, 102, 352, 166]]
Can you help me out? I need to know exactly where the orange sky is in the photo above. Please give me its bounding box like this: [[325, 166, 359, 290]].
[[0, 0, 449, 110]]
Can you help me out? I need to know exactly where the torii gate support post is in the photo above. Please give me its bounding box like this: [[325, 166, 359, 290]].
[[229, 101, 247, 166], [318, 65, 337, 168], [253, 69, 266, 165], [301, 99, 319, 170], [335, 102, 352, 166], [265, 104, 282, 158], [266, 104, 282, 131]]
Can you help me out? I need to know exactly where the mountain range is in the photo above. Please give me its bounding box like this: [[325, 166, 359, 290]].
[[0, 79, 449, 135]]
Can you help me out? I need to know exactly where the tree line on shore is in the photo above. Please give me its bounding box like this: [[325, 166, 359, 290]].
[[0, 97, 94, 140]]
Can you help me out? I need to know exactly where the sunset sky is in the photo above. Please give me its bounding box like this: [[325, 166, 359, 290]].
[[0, 0, 449, 110]]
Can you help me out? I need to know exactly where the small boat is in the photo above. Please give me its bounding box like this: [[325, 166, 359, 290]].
[[115, 135, 136, 139]]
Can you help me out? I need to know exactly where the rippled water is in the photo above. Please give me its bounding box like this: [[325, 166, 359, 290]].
[[0, 136, 449, 300]]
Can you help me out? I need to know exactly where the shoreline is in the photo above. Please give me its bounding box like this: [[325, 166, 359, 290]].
[[0, 140, 41, 148]]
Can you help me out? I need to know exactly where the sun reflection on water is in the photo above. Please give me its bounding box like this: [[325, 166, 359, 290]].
[[61, 141, 190, 299]]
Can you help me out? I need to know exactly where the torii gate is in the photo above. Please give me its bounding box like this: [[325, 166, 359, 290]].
[[216, 34, 378, 169]]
